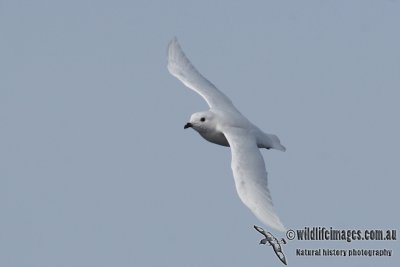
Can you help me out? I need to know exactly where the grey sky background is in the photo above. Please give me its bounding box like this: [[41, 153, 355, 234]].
[[1, 0, 399, 266]]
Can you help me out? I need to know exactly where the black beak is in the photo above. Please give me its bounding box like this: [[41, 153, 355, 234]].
[[184, 122, 192, 129]]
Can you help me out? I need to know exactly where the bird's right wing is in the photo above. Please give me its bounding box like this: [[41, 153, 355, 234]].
[[167, 38, 237, 111], [223, 127, 286, 232]]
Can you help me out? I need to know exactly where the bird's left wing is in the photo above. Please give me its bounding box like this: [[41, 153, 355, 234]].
[[223, 127, 286, 232]]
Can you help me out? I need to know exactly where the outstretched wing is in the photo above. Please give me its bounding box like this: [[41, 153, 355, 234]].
[[254, 225, 267, 237], [224, 127, 286, 232], [167, 38, 237, 111]]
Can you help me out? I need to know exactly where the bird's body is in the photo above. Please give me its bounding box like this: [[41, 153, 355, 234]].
[[167, 38, 286, 232], [192, 108, 286, 151]]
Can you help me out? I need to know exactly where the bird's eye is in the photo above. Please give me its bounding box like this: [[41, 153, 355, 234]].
[[200, 117, 205, 122]]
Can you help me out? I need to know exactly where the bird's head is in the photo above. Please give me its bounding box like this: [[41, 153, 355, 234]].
[[259, 238, 267, 245], [184, 110, 216, 133]]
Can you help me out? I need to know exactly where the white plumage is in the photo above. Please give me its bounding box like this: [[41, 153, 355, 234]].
[[167, 38, 286, 232]]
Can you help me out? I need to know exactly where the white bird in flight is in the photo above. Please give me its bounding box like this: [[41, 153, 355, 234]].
[[167, 38, 286, 232]]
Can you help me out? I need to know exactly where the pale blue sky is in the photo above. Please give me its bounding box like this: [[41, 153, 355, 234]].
[[1, 1, 399, 266]]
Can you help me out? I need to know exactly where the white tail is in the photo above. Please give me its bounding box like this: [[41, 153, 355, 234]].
[[264, 133, 286, 152]]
